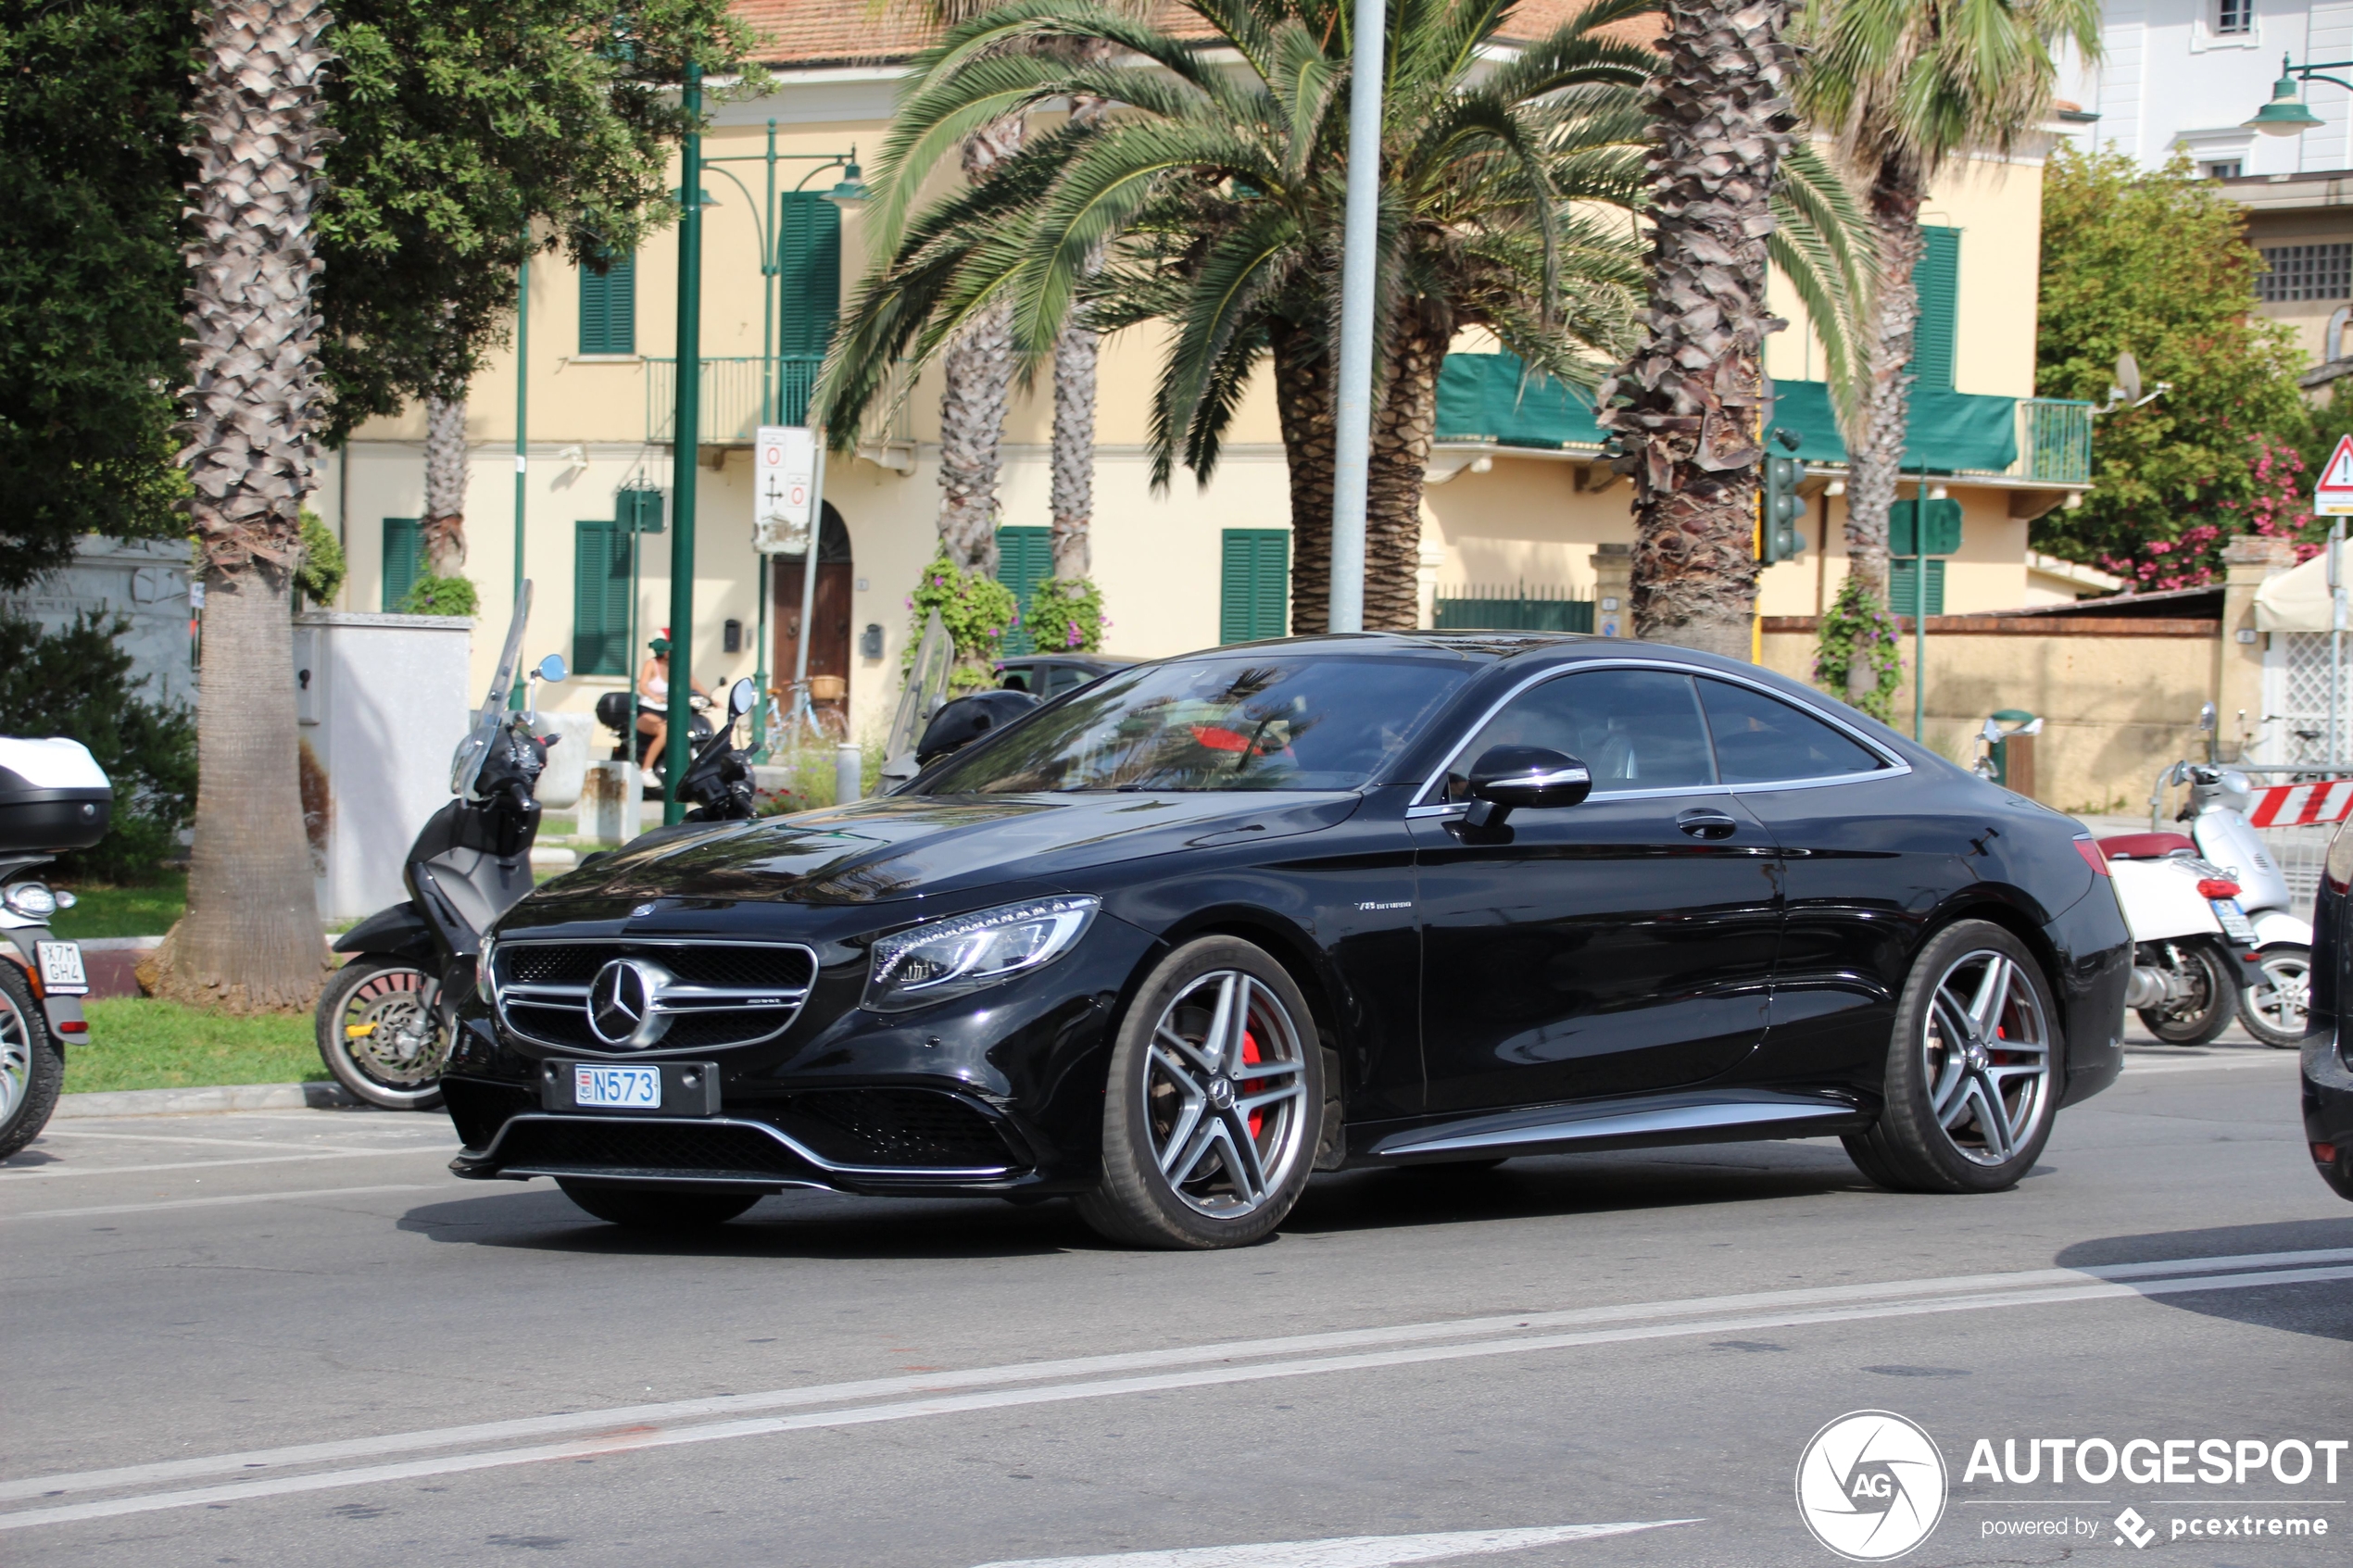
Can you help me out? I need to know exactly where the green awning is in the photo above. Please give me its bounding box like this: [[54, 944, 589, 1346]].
[[1432, 354, 2020, 474]]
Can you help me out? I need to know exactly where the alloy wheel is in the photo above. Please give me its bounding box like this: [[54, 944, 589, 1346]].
[[0, 991, 30, 1123], [2248, 952, 2310, 1038], [1142, 970, 1310, 1217], [336, 967, 447, 1088], [1921, 948, 2052, 1167]]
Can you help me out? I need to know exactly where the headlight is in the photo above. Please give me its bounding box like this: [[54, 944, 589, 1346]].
[[3, 883, 57, 918], [865, 896, 1100, 1013], [476, 935, 497, 1003]]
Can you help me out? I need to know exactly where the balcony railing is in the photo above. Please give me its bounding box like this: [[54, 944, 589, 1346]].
[[2013, 398, 2093, 484], [647, 355, 823, 443]]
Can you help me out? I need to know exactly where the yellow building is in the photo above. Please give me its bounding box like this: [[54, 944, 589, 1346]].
[[319, 1, 2098, 745]]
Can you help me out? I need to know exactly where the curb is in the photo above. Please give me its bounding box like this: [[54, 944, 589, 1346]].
[[54, 1082, 361, 1119]]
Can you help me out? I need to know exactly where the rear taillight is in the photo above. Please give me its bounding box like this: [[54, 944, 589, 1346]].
[[2197, 878, 2242, 899], [2072, 837, 2110, 877], [57, 1019, 86, 1035], [2317, 1143, 2340, 1165]]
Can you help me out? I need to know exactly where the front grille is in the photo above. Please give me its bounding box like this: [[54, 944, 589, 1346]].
[[444, 1076, 538, 1150], [494, 939, 816, 1053], [779, 1088, 1018, 1169], [494, 1118, 819, 1179]]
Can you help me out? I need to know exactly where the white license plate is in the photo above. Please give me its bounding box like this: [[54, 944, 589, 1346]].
[[574, 1065, 661, 1109], [2212, 898, 2258, 943], [35, 941, 86, 992]]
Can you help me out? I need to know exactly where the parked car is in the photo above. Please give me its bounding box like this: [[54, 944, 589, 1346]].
[[441, 633, 2131, 1248], [993, 653, 1133, 700], [2301, 815, 2353, 1199]]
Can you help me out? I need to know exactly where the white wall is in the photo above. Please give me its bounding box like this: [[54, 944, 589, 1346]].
[[2063, 1, 2353, 174]]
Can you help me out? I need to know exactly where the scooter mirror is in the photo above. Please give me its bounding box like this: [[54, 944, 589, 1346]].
[[536, 654, 568, 684], [730, 677, 758, 719], [2198, 701, 2218, 733]]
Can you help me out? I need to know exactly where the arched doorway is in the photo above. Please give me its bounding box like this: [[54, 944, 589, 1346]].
[[774, 503, 853, 734]]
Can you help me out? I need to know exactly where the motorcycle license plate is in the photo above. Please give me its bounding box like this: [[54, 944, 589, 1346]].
[[34, 941, 86, 994], [2212, 898, 2259, 944], [574, 1065, 661, 1110]]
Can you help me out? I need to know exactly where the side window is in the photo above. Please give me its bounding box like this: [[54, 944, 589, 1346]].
[[1698, 678, 1887, 784], [1446, 668, 1716, 800]]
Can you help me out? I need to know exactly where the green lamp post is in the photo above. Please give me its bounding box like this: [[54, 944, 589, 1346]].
[[2246, 55, 2336, 136]]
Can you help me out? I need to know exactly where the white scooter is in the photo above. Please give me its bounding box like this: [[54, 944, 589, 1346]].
[[2141, 762, 2311, 1047], [2101, 838, 2258, 1047]]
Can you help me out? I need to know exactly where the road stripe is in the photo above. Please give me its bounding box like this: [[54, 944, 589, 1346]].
[[34, 1129, 447, 1155], [5, 1252, 2349, 1529], [13, 1245, 2346, 1504], [0, 1149, 453, 1182], [2120, 1053, 2297, 1074], [0, 1185, 437, 1223], [967, 1522, 1698, 1567]]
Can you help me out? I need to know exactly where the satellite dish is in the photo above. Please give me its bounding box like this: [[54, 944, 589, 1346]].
[[2116, 351, 2143, 405]]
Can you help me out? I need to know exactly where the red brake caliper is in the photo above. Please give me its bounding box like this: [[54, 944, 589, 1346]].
[[1240, 1030, 1265, 1141]]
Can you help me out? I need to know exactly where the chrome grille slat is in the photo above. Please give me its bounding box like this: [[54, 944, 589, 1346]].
[[492, 939, 819, 1054]]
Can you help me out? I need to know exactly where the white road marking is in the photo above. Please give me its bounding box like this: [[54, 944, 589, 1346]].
[[0, 1149, 453, 1182], [966, 1521, 1698, 1567], [32, 1129, 436, 1153], [0, 1185, 437, 1223], [5, 1251, 2349, 1531]]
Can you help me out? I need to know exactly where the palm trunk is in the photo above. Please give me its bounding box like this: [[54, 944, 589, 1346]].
[[420, 391, 468, 577], [1598, 0, 1796, 660], [1364, 321, 1448, 632], [937, 115, 1026, 576], [1049, 311, 1098, 579], [1272, 327, 1335, 636], [155, 0, 335, 1012], [1842, 166, 1925, 612]]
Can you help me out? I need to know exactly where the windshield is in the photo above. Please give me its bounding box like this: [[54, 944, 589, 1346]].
[[919, 656, 1473, 795]]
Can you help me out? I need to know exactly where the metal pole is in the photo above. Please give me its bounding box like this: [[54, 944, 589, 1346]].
[[513, 247, 529, 602], [664, 63, 703, 825], [761, 119, 777, 427], [1327, 0, 1385, 635], [1912, 481, 1927, 742], [753, 553, 770, 760], [2333, 518, 2347, 765], [791, 432, 827, 748]]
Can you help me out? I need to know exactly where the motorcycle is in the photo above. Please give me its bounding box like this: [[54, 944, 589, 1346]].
[[315, 587, 567, 1109], [2160, 761, 2312, 1047], [0, 736, 110, 1159], [2103, 840, 2254, 1046], [591, 689, 714, 797]]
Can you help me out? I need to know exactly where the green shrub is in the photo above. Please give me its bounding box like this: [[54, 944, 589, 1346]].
[[0, 609, 196, 884], [295, 508, 346, 607], [397, 573, 479, 617], [1813, 577, 1903, 723], [1024, 576, 1107, 653], [903, 550, 1017, 687]]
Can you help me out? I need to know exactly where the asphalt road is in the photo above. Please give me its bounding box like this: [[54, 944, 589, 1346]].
[[4, 1026, 2347, 1568]]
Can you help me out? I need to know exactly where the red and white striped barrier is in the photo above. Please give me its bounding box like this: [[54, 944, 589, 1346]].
[[2247, 779, 2353, 827]]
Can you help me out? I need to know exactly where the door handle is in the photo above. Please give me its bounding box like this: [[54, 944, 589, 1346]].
[[1677, 808, 1738, 841]]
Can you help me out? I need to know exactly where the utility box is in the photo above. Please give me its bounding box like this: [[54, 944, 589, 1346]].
[[293, 610, 472, 922]]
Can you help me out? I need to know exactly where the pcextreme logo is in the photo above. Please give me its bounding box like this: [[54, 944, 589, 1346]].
[[1795, 1411, 1949, 1562]]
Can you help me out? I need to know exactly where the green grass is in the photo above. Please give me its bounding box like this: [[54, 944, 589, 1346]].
[[65, 997, 324, 1095], [47, 872, 186, 940]]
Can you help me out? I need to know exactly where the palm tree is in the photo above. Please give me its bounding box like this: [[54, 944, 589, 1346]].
[[153, 0, 338, 1011], [1598, 0, 1872, 658], [420, 382, 468, 578], [1793, 0, 2099, 626], [824, 0, 1869, 633]]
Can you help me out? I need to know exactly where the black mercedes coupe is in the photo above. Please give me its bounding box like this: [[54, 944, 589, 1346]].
[[442, 633, 2131, 1248]]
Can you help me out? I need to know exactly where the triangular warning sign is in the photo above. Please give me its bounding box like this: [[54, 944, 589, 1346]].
[[2318, 433, 2353, 514]]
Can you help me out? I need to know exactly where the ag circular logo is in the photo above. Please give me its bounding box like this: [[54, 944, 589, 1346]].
[[587, 959, 671, 1047], [1794, 1410, 1947, 1561]]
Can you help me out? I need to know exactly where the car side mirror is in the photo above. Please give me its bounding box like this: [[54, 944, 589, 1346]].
[[1463, 745, 1591, 827], [730, 677, 758, 719]]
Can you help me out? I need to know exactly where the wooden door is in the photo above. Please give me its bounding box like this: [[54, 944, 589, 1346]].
[[774, 559, 853, 722]]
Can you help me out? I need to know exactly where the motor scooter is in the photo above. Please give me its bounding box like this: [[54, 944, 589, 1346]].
[[591, 690, 714, 796], [2158, 761, 2312, 1047], [2102, 836, 2272, 1046], [0, 736, 110, 1158], [315, 587, 568, 1108]]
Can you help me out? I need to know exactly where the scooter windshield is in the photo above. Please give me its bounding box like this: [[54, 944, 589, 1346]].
[[449, 582, 535, 797]]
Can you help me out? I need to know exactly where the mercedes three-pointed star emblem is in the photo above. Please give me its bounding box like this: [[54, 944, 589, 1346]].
[[587, 958, 673, 1048]]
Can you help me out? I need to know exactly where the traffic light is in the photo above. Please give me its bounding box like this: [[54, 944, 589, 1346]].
[[1761, 446, 1806, 565]]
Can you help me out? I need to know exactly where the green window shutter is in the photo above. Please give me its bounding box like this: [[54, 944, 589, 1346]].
[[572, 521, 632, 676], [1220, 529, 1290, 644], [578, 252, 635, 356], [776, 194, 841, 357], [380, 518, 422, 611], [1907, 227, 1959, 390], [993, 526, 1054, 656], [1888, 558, 1945, 618]]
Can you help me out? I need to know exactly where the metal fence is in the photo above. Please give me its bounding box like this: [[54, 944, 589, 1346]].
[[647, 355, 825, 443], [1431, 584, 1594, 633], [2018, 399, 2094, 484]]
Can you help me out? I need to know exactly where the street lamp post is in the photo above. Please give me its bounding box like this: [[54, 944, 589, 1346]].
[[1327, 0, 1386, 635], [664, 62, 704, 826], [2244, 56, 2341, 136]]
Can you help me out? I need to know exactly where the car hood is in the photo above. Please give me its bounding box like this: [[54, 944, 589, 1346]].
[[520, 790, 1362, 919]]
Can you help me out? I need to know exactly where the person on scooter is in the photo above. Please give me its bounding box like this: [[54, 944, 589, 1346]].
[[635, 633, 710, 783]]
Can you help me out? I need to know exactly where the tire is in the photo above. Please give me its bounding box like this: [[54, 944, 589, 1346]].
[[1843, 920, 2061, 1195], [1075, 936, 1325, 1249], [315, 956, 448, 1110], [2134, 940, 2236, 1045], [0, 960, 63, 1160], [557, 1179, 761, 1229], [2237, 944, 2310, 1049]]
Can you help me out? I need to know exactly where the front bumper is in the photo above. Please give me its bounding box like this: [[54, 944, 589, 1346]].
[[2301, 1027, 2353, 1200]]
